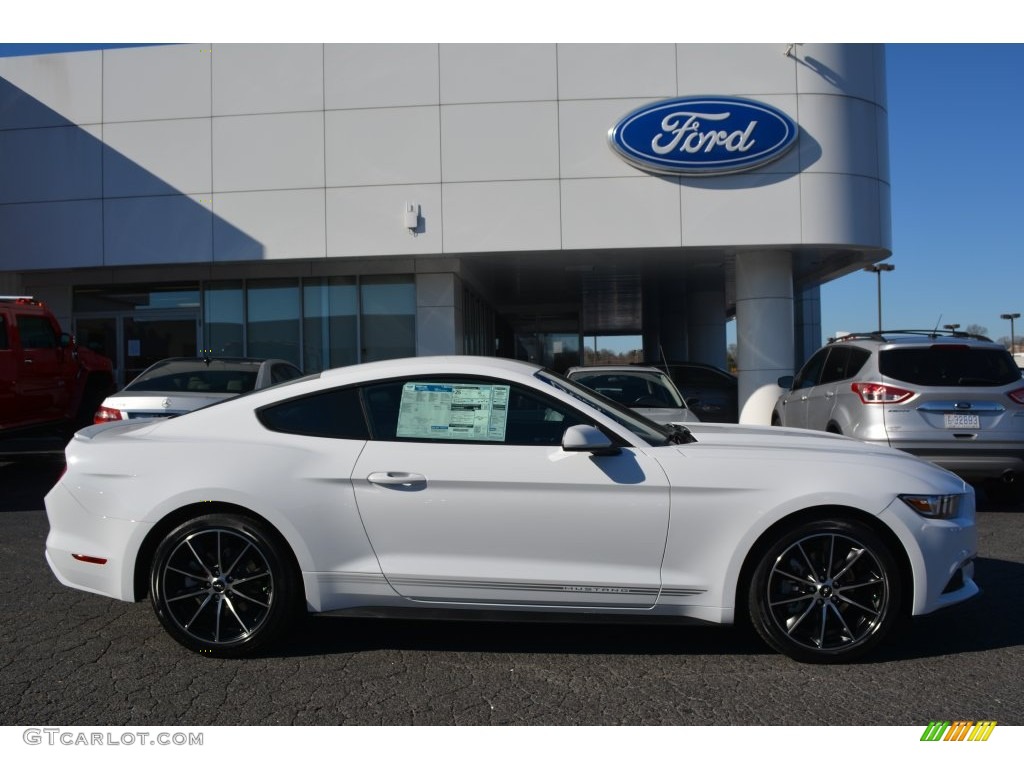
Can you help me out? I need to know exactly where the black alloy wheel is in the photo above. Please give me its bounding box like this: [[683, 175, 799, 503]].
[[150, 513, 299, 656], [748, 518, 902, 663]]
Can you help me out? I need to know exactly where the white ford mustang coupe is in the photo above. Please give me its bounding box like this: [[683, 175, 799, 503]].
[[45, 356, 979, 663]]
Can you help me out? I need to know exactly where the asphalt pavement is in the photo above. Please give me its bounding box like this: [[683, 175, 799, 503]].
[[2, 455, 1022, 726]]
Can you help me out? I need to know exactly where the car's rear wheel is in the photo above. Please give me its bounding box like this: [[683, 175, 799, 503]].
[[748, 518, 902, 663], [150, 513, 298, 656]]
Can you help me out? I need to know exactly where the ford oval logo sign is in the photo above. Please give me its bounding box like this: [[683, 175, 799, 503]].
[[609, 96, 798, 176]]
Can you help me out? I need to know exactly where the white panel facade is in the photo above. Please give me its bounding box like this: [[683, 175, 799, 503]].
[[104, 196, 213, 265], [681, 175, 802, 247], [416, 305, 457, 356], [676, 44, 796, 95], [442, 180, 561, 253], [325, 107, 441, 187], [558, 99, 648, 179], [213, 190, 326, 261], [324, 44, 439, 110], [561, 178, 682, 250], [796, 94, 882, 177], [0, 125, 101, 203], [441, 102, 559, 183], [0, 50, 102, 129], [0, 42, 891, 269], [0, 200, 103, 268], [326, 185, 441, 257], [557, 44, 677, 100], [103, 119, 212, 197], [212, 43, 323, 116], [213, 112, 325, 192], [103, 45, 212, 123], [800, 173, 883, 246], [439, 44, 557, 104], [796, 44, 879, 100]]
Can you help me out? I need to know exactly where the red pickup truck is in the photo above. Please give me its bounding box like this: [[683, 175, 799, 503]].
[[0, 297, 114, 444]]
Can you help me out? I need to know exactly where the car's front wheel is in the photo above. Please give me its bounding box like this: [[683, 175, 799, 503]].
[[748, 518, 902, 663], [150, 513, 299, 656]]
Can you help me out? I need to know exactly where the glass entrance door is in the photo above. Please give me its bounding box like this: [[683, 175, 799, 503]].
[[123, 315, 199, 384]]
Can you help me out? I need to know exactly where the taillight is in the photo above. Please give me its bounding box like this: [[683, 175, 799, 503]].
[[93, 406, 123, 424], [1009, 387, 1024, 405], [851, 382, 914, 404]]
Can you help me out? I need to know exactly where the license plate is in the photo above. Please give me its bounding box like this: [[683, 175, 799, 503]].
[[944, 413, 980, 429]]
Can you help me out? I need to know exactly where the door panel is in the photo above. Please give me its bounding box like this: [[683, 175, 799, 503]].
[[351, 440, 670, 608]]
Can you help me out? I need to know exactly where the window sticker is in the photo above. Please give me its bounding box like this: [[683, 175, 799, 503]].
[[396, 382, 509, 441]]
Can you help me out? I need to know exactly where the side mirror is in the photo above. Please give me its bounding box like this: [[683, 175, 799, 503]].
[[59, 332, 72, 349], [561, 425, 620, 456], [777, 375, 794, 390]]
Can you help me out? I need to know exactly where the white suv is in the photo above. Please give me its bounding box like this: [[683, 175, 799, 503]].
[[773, 331, 1024, 500]]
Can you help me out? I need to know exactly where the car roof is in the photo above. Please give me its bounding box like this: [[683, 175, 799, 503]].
[[139, 357, 280, 370], [831, 330, 998, 348], [566, 365, 664, 374], [318, 355, 544, 382]]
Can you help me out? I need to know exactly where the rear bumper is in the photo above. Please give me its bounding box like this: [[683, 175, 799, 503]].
[[889, 442, 1024, 481], [44, 482, 148, 602]]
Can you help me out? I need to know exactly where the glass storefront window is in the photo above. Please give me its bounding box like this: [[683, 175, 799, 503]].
[[204, 281, 244, 357], [303, 278, 358, 373], [360, 276, 415, 363], [583, 334, 643, 364], [246, 280, 301, 367], [73, 284, 199, 312]]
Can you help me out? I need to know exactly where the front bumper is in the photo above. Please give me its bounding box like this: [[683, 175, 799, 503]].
[[879, 491, 980, 616]]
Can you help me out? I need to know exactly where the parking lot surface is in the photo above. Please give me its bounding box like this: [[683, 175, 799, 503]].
[[2, 455, 1022, 726]]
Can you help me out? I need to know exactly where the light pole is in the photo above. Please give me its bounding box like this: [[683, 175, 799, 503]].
[[1001, 312, 1020, 353], [863, 263, 895, 331]]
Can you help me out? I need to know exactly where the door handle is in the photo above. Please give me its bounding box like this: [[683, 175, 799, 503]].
[[825, 391, 835, 399], [367, 471, 427, 487]]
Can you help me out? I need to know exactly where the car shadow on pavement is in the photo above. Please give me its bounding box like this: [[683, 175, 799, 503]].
[[282, 615, 768, 659], [272, 555, 1023, 663], [0, 454, 65, 513]]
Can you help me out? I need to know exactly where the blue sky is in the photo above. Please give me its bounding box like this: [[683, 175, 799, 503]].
[[2, 38, 1021, 350], [820, 44, 1024, 345]]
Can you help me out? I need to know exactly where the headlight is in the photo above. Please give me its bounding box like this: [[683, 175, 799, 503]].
[[899, 494, 962, 519]]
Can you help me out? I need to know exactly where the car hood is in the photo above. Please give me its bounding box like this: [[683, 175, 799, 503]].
[[679, 422, 965, 485], [685, 422, 889, 453]]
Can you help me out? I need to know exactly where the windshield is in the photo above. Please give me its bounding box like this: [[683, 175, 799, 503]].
[[568, 370, 686, 408], [535, 369, 688, 446], [126, 360, 261, 394]]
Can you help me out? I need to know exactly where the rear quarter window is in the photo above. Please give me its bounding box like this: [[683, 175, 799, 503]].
[[880, 347, 1021, 387], [257, 387, 369, 439]]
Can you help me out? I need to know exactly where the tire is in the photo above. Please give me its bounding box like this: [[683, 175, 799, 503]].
[[748, 518, 902, 663], [984, 479, 1023, 506], [150, 513, 299, 656]]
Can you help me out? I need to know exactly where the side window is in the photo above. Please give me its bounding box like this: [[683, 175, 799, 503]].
[[271, 363, 303, 385], [819, 347, 852, 385], [793, 349, 829, 389], [0, 315, 8, 350], [257, 386, 369, 439], [846, 347, 871, 378], [362, 377, 591, 446], [16, 315, 58, 349]]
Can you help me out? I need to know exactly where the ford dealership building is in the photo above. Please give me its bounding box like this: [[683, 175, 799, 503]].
[[0, 43, 891, 420]]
